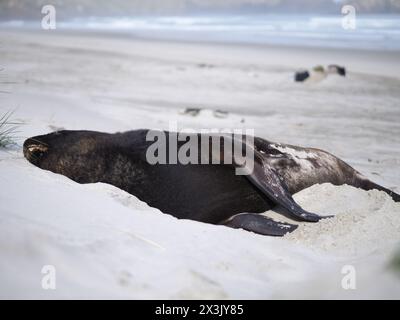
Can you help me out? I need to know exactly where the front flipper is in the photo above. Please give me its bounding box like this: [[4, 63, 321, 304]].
[[224, 134, 328, 222], [234, 148, 326, 222], [222, 213, 297, 237]]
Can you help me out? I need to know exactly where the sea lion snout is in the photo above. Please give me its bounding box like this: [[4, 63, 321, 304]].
[[23, 138, 49, 164]]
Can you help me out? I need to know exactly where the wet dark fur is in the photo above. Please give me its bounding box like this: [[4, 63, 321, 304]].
[[23, 130, 400, 226]]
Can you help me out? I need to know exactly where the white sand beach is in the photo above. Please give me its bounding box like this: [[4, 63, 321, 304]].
[[0, 29, 400, 299]]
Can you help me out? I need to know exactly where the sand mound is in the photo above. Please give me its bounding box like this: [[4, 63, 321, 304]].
[[1, 154, 400, 299], [280, 183, 400, 256]]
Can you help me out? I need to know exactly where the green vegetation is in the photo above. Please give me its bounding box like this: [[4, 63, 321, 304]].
[[0, 111, 20, 148], [388, 246, 400, 276]]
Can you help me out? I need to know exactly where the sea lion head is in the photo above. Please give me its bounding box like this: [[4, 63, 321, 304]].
[[23, 130, 108, 183]]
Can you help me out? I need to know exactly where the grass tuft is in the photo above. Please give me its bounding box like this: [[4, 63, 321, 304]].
[[0, 111, 21, 148]]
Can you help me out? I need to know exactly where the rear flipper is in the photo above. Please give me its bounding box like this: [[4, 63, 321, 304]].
[[222, 213, 298, 237], [355, 175, 400, 202]]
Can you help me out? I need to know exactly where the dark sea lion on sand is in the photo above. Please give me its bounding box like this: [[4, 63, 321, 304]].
[[23, 130, 400, 237]]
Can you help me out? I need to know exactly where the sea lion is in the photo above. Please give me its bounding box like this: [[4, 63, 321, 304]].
[[295, 64, 346, 83], [294, 70, 310, 82], [328, 64, 346, 77], [23, 130, 400, 237]]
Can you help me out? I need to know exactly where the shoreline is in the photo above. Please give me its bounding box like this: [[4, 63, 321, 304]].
[[2, 28, 400, 79]]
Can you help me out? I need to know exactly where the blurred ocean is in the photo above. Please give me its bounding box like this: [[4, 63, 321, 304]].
[[3, 14, 400, 50]]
